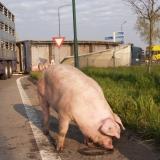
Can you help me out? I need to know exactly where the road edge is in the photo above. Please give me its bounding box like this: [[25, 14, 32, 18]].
[[16, 76, 61, 160]]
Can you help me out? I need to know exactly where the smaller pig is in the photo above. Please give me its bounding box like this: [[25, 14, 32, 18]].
[[37, 64, 125, 151]]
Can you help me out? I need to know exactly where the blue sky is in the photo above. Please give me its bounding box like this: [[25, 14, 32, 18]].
[[1, 0, 147, 48]]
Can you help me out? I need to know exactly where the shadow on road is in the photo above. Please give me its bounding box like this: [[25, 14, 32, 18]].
[[13, 104, 159, 160], [13, 104, 84, 144]]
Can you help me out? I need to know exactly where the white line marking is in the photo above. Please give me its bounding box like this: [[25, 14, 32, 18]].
[[17, 76, 61, 160], [13, 73, 23, 76]]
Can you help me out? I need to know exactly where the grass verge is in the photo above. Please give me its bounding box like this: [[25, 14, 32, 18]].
[[30, 65, 160, 143], [83, 65, 160, 143]]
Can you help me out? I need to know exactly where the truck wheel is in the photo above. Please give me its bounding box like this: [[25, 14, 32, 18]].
[[8, 63, 12, 78], [1, 64, 8, 80]]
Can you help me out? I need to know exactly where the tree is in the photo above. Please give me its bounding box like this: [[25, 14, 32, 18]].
[[123, 0, 160, 73], [135, 17, 160, 43]]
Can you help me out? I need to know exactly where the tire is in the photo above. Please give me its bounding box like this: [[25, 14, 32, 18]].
[[1, 63, 8, 80], [8, 63, 12, 78]]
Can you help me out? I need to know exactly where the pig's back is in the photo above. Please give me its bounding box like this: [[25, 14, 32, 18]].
[[44, 64, 112, 125], [44, 64, 96, 106], [45, 64, 101, 93]]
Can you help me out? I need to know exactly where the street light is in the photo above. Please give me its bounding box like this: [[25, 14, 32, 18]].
[[121, 20, 127, 32], [57, 1, 79, 68], [120, 21, 127, 44], [58, 4, 71, 37]]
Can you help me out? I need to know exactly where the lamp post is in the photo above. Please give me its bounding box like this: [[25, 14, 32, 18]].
[[58, 4, 71, 37], [120, 21, 127, 44], [57, 4, 71, 64], [121, 20, 127, 32], [72, 0, 79, 68]]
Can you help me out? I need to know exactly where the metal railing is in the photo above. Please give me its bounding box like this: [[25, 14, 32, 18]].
[[0, 48, 16, 60]]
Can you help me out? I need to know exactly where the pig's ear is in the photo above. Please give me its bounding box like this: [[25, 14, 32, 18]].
[[113, 113, 125, 130], [99, 118, 120, 139]]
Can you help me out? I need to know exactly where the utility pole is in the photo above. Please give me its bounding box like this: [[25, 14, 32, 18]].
[[72, 0, 79, 68], [58, 7, 61, 37], [120, 21, 127, 44], [121, 21, 127, 32], [57, 4, 71, 64], [58, 4, 71, 37]]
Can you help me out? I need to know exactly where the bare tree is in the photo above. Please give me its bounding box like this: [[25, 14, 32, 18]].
[[135, 17, 160, 43], [123, 0, 160, 73]]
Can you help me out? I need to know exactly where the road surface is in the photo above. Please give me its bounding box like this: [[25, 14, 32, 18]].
[[0, 76, 41, 160], [0, 75, 160, 160]]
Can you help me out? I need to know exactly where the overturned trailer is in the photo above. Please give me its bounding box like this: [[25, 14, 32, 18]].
[[0, 2, 16, 79]]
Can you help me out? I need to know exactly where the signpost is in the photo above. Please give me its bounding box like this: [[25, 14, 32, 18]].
[[52, 37, 65, 64], [72, 0, 79, 68], [105, 31, 124, 43], [105, 36, 113, 40], [114, 32, 124, 43], [52, 37, 65, 48], [105, 31, 125, 67]]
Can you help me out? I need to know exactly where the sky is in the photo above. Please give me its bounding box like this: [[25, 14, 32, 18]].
[[1, 0, 147, 48]]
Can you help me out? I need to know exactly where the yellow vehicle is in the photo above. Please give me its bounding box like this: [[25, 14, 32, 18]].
[[146, 45, 160, 62]]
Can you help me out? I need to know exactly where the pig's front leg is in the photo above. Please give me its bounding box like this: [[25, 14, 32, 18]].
[[57, 115, 70, 151], [84, 136, 89, 145], [39, 96, 50, 135], [84, 136, 94, 147]]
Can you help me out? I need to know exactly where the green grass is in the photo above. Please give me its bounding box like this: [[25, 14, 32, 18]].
[[30, 65, 160, 143], [30, 71, 43, 80], [82, 65, 160, 143]]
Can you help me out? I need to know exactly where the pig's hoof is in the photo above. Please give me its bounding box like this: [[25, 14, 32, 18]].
[[43, 129, 49, 135], [84, 137, 93, 147], [85, 142, 94, 147], [56, 145, 64, 152]]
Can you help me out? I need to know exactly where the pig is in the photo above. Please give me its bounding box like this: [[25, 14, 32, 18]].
[[37, 64, 125, 151]]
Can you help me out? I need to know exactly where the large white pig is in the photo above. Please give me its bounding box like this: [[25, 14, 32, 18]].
[[37, 64, 125, 151]]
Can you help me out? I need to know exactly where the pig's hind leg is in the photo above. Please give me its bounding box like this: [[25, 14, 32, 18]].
[[39, 96, 50, 135], [57, 115, 70, 151]]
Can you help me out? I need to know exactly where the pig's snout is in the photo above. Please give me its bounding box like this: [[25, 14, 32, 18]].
[[102, 137, 114, 150]]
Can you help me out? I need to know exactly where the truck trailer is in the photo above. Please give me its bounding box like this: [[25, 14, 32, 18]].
[[0, 2, 16, 79]]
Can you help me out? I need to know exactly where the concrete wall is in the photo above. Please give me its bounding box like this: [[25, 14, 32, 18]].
[[31, 44, 50, 67], [62, 45, 132, 68], [16, 40, 119, 72], [31, 44, 72, 66], [53, 44, 71, 63]]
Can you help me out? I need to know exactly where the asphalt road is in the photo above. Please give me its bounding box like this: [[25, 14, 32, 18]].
[[0, 76, 41, 160], [0, 75, 160, 160]]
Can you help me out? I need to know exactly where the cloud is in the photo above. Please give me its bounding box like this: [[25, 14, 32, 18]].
[[0, 0, 145, 47]]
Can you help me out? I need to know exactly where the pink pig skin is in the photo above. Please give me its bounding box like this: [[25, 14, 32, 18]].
[[37, 64, 124, 151]]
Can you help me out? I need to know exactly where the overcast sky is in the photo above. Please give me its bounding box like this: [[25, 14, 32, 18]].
[[1, 0, 146, 48]]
